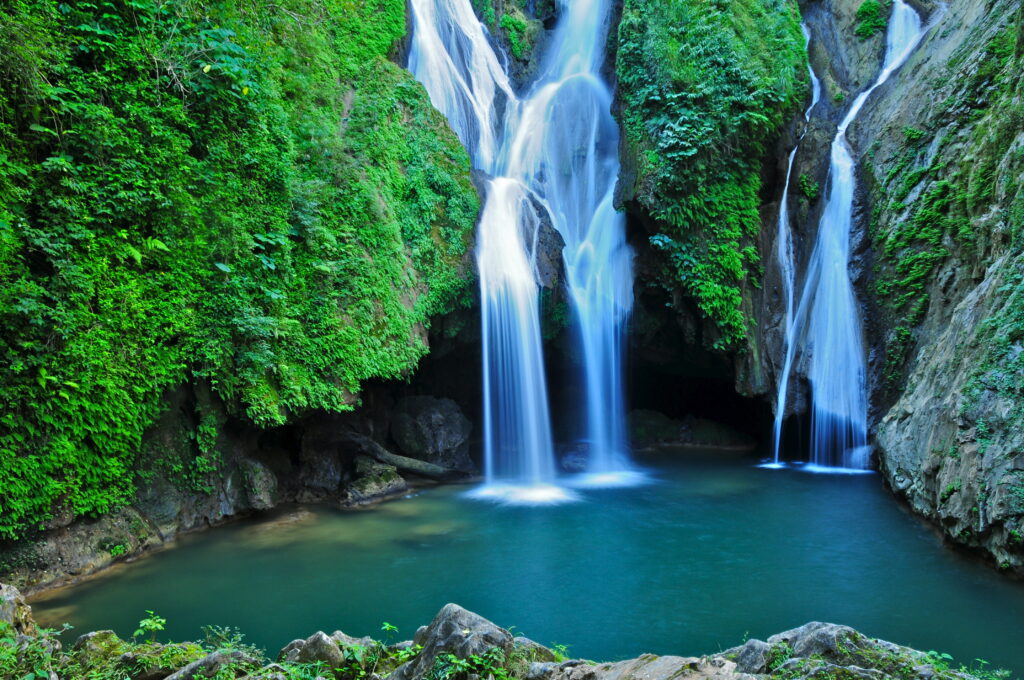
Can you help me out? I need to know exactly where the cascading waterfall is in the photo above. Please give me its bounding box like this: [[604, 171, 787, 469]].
[[793, 0, 925, 470], [768, 25, 821, 468], [502, 0, 637, 485], [409, 0, 636, 500]]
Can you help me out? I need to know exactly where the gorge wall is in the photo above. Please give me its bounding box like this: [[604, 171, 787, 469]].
[[2, 0, 1022, 588], [613, 0, 1024, 573]]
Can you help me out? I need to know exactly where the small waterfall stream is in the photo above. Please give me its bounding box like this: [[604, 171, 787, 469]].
[[788, 0, 925, 470], [769, 24, 821, 468], [409, 0, 636, 500]]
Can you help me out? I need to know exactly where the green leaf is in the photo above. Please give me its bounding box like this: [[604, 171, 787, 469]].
[[28, 124, 58, 137]]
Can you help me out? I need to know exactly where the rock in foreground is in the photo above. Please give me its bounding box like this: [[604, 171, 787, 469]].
[[0, 583, 997, 680]]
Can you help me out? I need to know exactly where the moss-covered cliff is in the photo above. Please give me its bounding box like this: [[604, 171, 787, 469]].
[[616, 0, 809, 356], [854, 0, 1024, 572], [0, 0, 479, 539]]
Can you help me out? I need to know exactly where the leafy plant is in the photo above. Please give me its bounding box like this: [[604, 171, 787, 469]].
[[798, 173, 820, 201], [133, 611, 167, 642]]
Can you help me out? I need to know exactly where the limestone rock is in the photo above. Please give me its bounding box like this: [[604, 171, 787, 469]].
[[165, 649, 259, 680], [390, 396, 474, 472], [344, 456, 408, 505], [240, 458, 278, 511], [0, 583, 35, 635], [389, 603, 513, 680], [514, 636, 558, 663], [279, 631, 345, 669], [531, 655, 753, 680]]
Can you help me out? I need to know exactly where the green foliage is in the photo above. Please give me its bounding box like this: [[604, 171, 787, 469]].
[[926, 651, 1012, 680], [500, 13, 529, 60], [0, 0, 478, 538], [798, 173, 819, 201], [854, 0, 890, 40], [133, 611, 166, 642], [429, 648, 515, 680], [617, 0, 807, 350], [766, 641, 793, 672]]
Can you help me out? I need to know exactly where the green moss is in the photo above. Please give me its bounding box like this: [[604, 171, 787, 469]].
[[0, 0, 478, 539], [872, 22, 1022, 391], [500, 12, 530, 60], [617, 0, 807, 350], [854, 0, 890, 40]]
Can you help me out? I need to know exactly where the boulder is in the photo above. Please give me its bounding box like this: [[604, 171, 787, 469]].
[[725, 639, 771, 674], [389, 604, 513, 680], [0, 583, 35, 635], [240, 458, 278, 511], [165, 649, 260, 680], [71, 630, 127, 667], [390, 397, 474, 472], [344, 456, 408, 505], [514, 636, 558, 663], [279, 631, 345, 669]]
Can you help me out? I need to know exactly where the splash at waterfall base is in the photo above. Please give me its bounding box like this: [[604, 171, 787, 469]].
[[409, 0, 644, 502]]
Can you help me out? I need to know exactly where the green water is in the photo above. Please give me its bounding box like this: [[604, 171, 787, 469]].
[[32, 454, 1024, 674]]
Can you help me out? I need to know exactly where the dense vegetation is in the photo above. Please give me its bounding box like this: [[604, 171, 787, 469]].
[[0, 0, 478, 539], [854, 0, 890, 40], [616, 0, 807, 350]]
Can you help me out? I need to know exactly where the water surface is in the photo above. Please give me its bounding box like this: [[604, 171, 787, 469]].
[[33, 453, 1024, 674]]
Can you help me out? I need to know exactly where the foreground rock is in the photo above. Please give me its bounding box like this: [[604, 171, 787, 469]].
[[0, 584, 995, 680]]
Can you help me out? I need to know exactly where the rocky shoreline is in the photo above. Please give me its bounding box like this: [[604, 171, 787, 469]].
[[0, 394, 478, 597], [0, 583, 998, 680]]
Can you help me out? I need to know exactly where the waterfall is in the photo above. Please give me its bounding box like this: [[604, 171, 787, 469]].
[[769, 24, 821, 468], [792, 0, 924, 470], [503, 0, 637, 486], [409, 0, 637, 500]]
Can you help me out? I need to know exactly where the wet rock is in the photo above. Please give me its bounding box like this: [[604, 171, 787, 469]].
[[514, 636, 558, 663], [344, 456, 408, 505], [529, 197, 566, 290], [390, 396, 474, 472], [279, 631, 345, 668], [239, 459, 278, 511], [0, 583, 35, 635], [389, 603, 513, 680], [165, 649, 260, 680]]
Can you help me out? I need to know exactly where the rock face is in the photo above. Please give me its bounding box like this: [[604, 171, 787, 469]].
[[390, 397, 475, 473], [627, 410, 756, 452], [390, 603, 514, 680], [851, 0, 1024, 573], [0, 410, 439, 593], [0, 582, 35, 635]]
